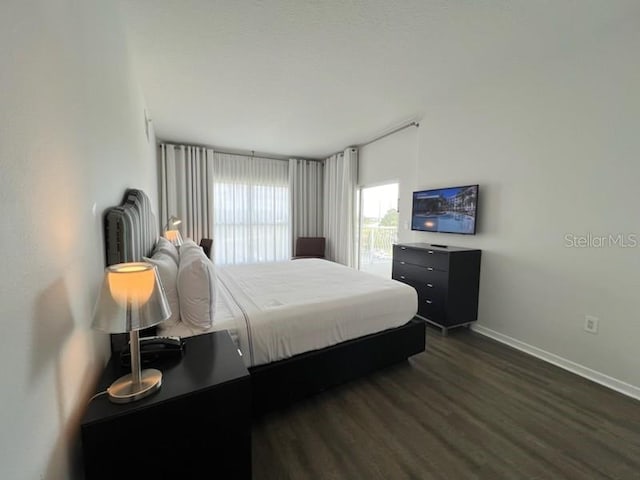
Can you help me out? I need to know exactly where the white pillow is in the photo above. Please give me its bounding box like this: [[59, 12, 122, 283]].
[[154, 236, 180, 266], [177, 241, 216, 329], [180, 238, 198, 250], [143, 251, 181, 328]]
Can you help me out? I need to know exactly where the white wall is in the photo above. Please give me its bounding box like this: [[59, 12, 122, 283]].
[[0, 1, 157, 479], [406, 16, 639, 394]]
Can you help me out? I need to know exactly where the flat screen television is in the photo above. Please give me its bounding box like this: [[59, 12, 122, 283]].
[[411, 184, 479, 235]]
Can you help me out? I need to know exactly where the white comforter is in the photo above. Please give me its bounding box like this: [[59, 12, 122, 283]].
[[160, 259, 418, 367]]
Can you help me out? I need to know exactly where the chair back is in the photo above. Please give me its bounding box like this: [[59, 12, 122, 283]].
[[199, 238, 213, 259], [294, 237, 326, 259]]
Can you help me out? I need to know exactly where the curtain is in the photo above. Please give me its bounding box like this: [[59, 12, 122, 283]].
[[288, 158, 324, 252], [159, 144, 214, 242], [213, 153, 290, 264], [323, 148, 358, 267]]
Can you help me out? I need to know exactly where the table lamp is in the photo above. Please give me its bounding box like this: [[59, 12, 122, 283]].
[[92, 262, 171, 403], [163, 215, 183, 246], [163, 229, 183, 246]]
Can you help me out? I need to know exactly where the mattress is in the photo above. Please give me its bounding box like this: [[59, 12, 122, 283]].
[[159, 258, 418, 367]]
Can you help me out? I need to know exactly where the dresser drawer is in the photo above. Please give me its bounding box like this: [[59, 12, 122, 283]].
[[397, 276, 445, 301], [393, 262, 448, 288], [421, 269, 448, 290], [400, 269, 447, 291], [393, 262, 427, 283], [417, 295, 445, 322], [393, 245, 449, 271]]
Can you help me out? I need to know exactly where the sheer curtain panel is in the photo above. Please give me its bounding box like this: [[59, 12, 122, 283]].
[[323, 148, 358, 267], [214, 153, 290, 264], [289, 158, 324, 251], [159, 144, 214, 242]]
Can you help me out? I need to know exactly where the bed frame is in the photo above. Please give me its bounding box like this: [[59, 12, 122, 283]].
[[103, 188, 427, 416], [249, 317, 425, 416]]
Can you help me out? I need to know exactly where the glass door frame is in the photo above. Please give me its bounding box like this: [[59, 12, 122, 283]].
[[356, 181, 400, 275]]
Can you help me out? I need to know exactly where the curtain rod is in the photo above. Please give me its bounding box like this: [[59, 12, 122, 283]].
[[159, 142, 323, 163], [360, 121, 419, 148], [326, 120, 420, 159], [160, 120, 419, 162]]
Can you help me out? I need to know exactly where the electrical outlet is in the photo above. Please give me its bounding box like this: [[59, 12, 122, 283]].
[[584, 315, 599, 334]]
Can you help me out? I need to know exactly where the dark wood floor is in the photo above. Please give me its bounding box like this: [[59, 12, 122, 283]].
[[251, 326, 640, 480]]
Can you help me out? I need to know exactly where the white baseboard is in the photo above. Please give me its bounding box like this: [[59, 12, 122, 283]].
[[470, 324, 640, 402]]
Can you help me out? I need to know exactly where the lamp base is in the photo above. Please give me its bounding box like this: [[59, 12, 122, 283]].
[[107, 368, 162, 404]]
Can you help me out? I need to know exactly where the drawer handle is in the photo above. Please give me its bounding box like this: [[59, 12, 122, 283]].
[[426, 283, 433, 288], [401, 261, 406, 265], [427, 267, 433, 271], [425, 299, 433, 304], [401, 247, 406, 250], [400, 275, 406, 280], [428, 250, 434, 254]]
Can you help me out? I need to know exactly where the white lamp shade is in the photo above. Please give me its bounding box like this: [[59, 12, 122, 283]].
[[164, 229, 183, 246], [92, 262, 171, 333], [164, 215, 182, 231]]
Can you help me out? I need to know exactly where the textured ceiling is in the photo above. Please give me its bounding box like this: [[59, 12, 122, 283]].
[[120, 0, 636, 158]]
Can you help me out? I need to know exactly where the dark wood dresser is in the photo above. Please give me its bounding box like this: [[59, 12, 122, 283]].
[[392, 243, 481, 334]]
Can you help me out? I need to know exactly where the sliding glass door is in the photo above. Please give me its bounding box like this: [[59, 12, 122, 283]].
[[358, 183, 399, 278]]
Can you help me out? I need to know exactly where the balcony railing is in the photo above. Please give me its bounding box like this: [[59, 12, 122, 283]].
[[359, 225, 398, 265]]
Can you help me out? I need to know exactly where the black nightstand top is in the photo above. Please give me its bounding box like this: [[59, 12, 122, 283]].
[[82, 330, 249, 425]]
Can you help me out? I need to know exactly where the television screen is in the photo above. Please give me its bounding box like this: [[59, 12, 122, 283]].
[[411, 184, 478, 235]]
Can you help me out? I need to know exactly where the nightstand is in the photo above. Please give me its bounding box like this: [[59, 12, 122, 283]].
[[80, 330, 251, 480]]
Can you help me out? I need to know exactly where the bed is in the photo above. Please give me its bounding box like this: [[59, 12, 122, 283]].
[[103, 188, 426, 415]]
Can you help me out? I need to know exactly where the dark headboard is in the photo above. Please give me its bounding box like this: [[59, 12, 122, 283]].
[[104, 188, 158, 266], [103, 188, 159, 352]]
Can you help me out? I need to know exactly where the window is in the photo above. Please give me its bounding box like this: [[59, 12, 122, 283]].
[[213, 154, 290, 264]]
